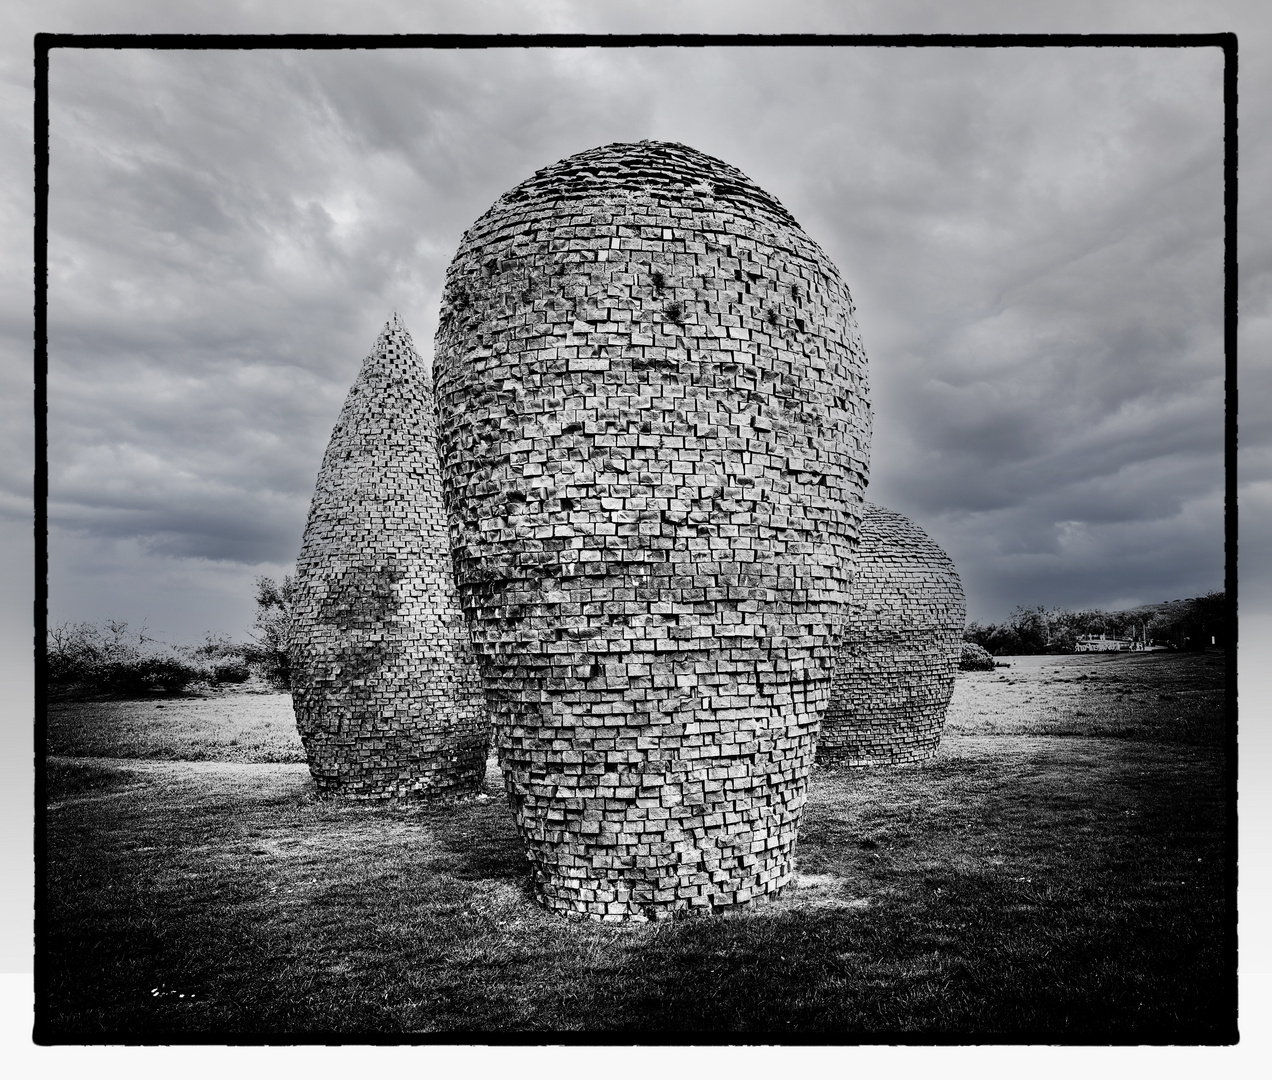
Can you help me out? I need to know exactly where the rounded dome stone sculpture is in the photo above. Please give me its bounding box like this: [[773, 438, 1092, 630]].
[[290, 314, 489, 800], [817, 503, 966, 767], [433, 141, 871, 920]]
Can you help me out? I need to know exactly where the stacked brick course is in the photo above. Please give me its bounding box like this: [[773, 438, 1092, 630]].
[[291, 314, 488, 800], [817, 503, 965, 767], [433, 141, 871, 920]]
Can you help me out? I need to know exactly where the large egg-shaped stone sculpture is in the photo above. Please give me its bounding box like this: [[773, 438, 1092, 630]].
[[433, 141, 871, 919], [291, 314, 489, 799], [817, 503, 965, 767]]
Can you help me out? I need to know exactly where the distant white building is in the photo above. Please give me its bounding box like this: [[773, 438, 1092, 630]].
[[1075, 633, 1140, 653]]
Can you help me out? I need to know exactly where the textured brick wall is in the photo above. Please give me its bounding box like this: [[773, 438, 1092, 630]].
[[817, 503, 965, 767], [291, 315, 489, 800], [433, 141, 871, 920]]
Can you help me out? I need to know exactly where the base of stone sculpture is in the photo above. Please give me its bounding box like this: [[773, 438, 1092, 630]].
[[300, 727, 488, 801], [815, 642, 951, 766]]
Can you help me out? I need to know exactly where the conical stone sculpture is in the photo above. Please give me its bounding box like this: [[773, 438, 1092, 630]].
[[291, 314, 488, 799], [433, 141, 872, 920], [817, 503, 965, 766]]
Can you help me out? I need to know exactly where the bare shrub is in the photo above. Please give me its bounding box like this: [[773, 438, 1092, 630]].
[[959, 642, 996, 671]]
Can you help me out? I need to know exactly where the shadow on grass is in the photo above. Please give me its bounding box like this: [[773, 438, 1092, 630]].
[[602, 872, 1229, 1040], [44, 758, 143, 803], [425, 799, 530, 885]]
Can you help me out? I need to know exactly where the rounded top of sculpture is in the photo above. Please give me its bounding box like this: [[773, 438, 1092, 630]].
[[853, 502, 964, 616], [482, 139, 803, 232], [859, 502, 955, 562]]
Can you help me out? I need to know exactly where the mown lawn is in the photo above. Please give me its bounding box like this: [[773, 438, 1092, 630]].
[[37, 650, 1234, 1042], [45, 686, 304, 763]]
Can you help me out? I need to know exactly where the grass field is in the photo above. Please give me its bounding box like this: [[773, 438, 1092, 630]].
[[38, 650, 1234, 1042]]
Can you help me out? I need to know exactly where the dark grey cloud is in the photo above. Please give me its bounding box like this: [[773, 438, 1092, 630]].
[[37, 41, 1229, 639], [758, 47, 1230, 619]]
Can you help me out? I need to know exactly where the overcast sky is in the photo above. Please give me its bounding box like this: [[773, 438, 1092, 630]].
[[36, 39, 1226, 642]]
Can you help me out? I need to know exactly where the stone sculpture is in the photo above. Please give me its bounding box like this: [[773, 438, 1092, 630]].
[[817, 503, 965, 766], [433, 141, 871, 920], [290, 314, 489, 800]]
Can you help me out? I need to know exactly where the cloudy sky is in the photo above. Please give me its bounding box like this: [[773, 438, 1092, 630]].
[[38, 40, 1227, 643], [5, 1, 1272, 982]]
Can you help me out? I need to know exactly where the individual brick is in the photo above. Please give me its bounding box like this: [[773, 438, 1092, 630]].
[[433, 141, 872, 920], [290, 314, 489, 800], [817, 503, 966, 767]]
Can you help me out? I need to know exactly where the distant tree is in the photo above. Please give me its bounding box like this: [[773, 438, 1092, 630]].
[[962, 620, 995, 650], [249, 574, 295, 687], [963, 618, 1024, 655], [1146, 591, 1227, 650], [967, 605, 1114, 655], [185, 632, 252, 684], [1047, 617, 1079, 655], [45, 619, 204, 695], [964, 593, 1225, 656], [1006, 605, 1053, 654], [1185, 590, 1229, 649]]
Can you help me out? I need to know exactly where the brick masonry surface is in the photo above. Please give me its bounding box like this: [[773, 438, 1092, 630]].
[[433, 141, 872, 921], [818, 502, 965, 767], [291, 314, 489, 800]]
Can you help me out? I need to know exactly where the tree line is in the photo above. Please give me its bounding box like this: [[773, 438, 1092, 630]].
[[963, 591, 1227, 656], [46, 575, 295, 697], [46, 578, 1228, 694]]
